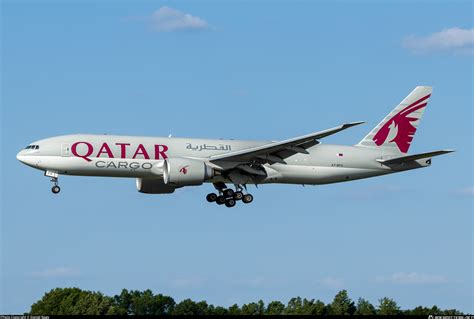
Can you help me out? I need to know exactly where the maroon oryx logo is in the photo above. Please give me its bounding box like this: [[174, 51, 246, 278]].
[[373, 94, 430, 153], [179, 166, 189, 174]]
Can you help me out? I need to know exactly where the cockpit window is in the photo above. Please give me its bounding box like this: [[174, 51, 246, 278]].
[[35, 145, 39, 149], [25, 145, 39, 150]]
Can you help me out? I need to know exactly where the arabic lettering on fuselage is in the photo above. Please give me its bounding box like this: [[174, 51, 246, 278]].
[[186, 143, 232, 151]]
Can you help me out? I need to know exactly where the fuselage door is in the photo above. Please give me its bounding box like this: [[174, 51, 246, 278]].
[[61, 143, 70, 157]]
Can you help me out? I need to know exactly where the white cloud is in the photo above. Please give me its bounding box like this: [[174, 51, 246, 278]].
[[402, 27, 474, 54], [31, 267, 81, 279], [374, 272, 449, 285], [459, 187, 474, 196], [171, 276, 206, 288], [149, 7, 209, 32], [226, 276, 267, 288], [319, 276, 344, 290], [242, 276, 266, 287]]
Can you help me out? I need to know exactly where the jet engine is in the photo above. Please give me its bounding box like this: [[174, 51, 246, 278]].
[[163, 157, 214, 186], [136, 178, 176, 194]]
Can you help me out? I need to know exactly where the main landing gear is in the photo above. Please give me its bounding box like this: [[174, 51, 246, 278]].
[[206, 183, 254, 208]]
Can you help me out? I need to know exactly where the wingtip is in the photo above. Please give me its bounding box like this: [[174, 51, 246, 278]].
[[344, 121, 365, 127]]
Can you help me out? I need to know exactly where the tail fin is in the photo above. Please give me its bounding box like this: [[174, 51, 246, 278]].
[[357, 86, 432, 154]]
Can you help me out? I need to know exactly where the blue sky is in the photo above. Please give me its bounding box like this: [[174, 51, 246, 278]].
[[1, 0, 473, 314]]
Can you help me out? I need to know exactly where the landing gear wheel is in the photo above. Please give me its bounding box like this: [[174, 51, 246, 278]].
[[225, 198, 236, 208], [242, 194, 253, 204], [52, 185, 61, 194], [206, 193, 218, 202], [216, 196, 226, 205], [223, 189, 234, 198], [233, 191, 243, 200]]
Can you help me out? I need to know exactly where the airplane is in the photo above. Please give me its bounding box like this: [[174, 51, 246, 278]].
[[17, 86, 453, 207]]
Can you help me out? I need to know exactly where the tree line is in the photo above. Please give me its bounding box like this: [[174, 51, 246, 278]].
[[29, 287, 464, 315]]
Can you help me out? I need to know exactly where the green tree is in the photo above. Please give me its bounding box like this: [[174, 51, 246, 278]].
[[172, 299, 209, 315], [228, 303, 242, 315], [442, 308, 463, 315], [128, 289, 175, 315], [74, 292, 113, 315], [301, 298, 327, 315], [285, 298, 327, 315], [110, 289, 131, 315], [241, 300, 265, 315], [327, 290, 355, 315], [130, 290, 152, 315], [208, 305, 229, 315], [429, 305, 442, 315], [266, 301, 285, 315], [407, 306, 431, 315], [284, 297, 303, 314], [150, 293, 175, 315], [29, 287, 464, 315], [310, 300, 327, 315], [30, 288, 113, 315], [355, 298, 376, 315], [377, 297, 400, 315]]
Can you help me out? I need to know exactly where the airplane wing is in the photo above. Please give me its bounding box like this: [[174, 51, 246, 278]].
[[210, 121, 364, 165], [377, 149, 454, 165]]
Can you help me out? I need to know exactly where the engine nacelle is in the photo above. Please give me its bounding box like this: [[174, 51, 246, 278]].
[[163, 157, 214, 186], [136, 178, 176, 194]]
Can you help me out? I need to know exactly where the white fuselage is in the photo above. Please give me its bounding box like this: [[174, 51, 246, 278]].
[[16, 134, 426, 186]]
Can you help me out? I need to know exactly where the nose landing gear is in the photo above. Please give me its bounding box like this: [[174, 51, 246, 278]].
[[206, 183, 253, 208], [50, 176, 61, 194], [52, 184, 61, 194], [45, 170, 61, 194]]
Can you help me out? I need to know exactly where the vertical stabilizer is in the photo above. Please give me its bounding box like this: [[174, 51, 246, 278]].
[[357, 86, 432, 154]]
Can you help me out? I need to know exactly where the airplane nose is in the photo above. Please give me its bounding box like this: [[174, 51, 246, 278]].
[[16, 150, 38, 167], [16, 150, 26, 163]]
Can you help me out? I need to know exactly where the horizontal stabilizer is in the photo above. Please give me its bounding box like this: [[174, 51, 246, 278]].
[[377, 149, 454, 165]]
